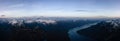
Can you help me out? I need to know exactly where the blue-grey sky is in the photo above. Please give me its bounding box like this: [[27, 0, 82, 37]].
[[0, 0, 120, 17]]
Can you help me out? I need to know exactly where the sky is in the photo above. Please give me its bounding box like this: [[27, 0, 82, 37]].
[[0, 0, 120, 17]]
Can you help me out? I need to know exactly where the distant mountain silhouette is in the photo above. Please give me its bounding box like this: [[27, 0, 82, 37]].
[[0, 17, 111, 41]]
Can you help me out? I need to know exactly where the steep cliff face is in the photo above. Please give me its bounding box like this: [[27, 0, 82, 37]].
[[77, 20, 120, 41]]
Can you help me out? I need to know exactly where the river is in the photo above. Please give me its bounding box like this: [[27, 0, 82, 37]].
[[68, 23, 98, 41]]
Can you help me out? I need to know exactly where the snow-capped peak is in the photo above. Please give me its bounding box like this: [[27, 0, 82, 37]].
[[35, 19, 56, 24], [9, 20, 18, 25]]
